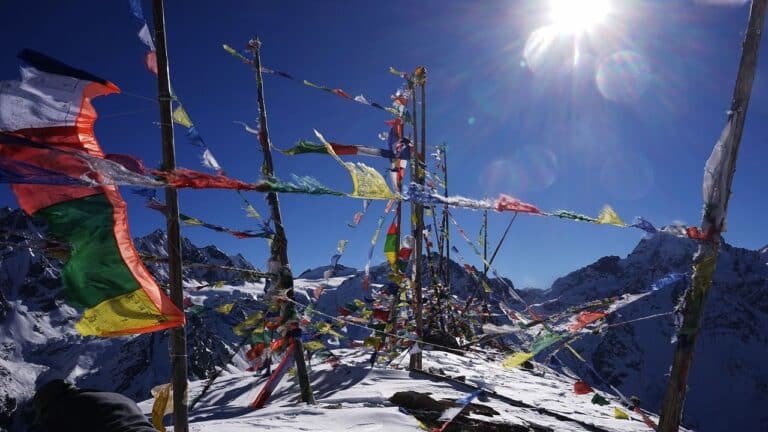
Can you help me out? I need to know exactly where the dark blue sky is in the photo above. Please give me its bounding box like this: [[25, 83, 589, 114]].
[[1, 0, 765, 288]]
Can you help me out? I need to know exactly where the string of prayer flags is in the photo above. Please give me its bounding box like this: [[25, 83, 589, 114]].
[[138, 188, 273, 240], [408, 183, 543, 214], [128, 0, 157, 75], [281, 139, 408, 159], [261, 174, 345, 196], [347, 200, 370, 228], [315, 129, 396, 200], [179, 212, 273, 239], [223, 44, 399, 115], [363, 215, 386, 290], [502, 331, 565, 369], [596, 205, 626, 227], [337, 239, 349, 254], [0, 49, 184, 336]]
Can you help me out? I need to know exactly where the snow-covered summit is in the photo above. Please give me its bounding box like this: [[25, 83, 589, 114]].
[[535, 231, 768, 431]]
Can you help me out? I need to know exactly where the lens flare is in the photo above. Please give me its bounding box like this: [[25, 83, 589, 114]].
[[481, 148, 558, 195], [595, 51, 652, 102]]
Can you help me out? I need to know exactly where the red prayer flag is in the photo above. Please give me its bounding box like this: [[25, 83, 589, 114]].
[[569, 311, 607, 332]]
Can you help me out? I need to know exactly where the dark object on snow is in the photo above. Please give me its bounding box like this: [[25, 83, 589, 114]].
[[591, 393, 610, 406], [521, 360, 534, 370], [32, 379, 156, 432]]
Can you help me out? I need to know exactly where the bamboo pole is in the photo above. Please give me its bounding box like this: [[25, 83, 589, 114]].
[[151, 1, 188, 430], [461, 213, 517, 320], [247, 37, 315, 405], [658, 1, 766, 430]]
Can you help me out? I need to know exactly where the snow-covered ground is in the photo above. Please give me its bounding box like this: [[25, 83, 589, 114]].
[[2, 206, 766, 431], [140, 348, 667, 432]]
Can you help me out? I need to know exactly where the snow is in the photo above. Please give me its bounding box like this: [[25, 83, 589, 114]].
[[1, 208, 765, 431], [139, 348, 668, 432]]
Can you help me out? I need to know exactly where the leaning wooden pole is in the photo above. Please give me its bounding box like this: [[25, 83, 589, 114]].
[[247, 37, 315, 405], [658, 1, 766, 430], [151, 1, 188, 430]]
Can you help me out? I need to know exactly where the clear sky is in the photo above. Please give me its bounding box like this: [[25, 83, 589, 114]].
[[1, 0, 766, 289]]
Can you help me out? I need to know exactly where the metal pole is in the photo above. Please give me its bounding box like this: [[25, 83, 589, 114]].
[[247, 37, 315, 405], [658, 1, 766, 430], [151, 1, 188, 430]]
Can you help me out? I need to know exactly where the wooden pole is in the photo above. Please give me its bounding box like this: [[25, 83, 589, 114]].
[[482, 210, 488, 275], [247, 37, 315, 405], [481, 209, 490, 322], [461, 213, 517, 321], [658, 2, 766, 430], [408, 67, 426, 370], [151, 1, 188, 430]]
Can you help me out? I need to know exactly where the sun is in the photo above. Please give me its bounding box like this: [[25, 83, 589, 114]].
[[549, 0, 611, 35]]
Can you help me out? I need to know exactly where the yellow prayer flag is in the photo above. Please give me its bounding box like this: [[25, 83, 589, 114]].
[[501, 352, 534, 369], [215, 303, 234, 314], [614, 407, 630, 420], [363, 336, 383, 349], [150, 384, 172, 432], [303, 340, 325, 352], [172, 106, 193, 128], [316, 321, 343, 337], [232, 311, 263, 335], [314, 129, 395, 200], [596, 205, 626, 227]]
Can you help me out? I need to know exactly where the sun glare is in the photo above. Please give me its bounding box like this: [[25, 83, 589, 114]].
[[549, 0, 611, 35]]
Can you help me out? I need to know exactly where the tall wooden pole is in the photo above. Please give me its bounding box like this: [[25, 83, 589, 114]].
[[481, 209, 490, 322], [408, 67, 426, 370], [658, 1, 766, 430], [482, 210, 488, 276], [151, 1, 188, 430], [247, 37, 315, 405]]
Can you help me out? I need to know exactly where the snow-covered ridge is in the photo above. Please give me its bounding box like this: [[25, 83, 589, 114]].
[[1, 207, 766, 431]]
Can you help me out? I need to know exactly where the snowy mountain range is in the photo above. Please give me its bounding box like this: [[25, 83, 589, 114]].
[[0, 206, 766, 431]]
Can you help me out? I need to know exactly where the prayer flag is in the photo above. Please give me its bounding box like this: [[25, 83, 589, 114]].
[[596, 205, 626, 227], [384, 220, 398, 270], [0, 50, 183, 336]]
